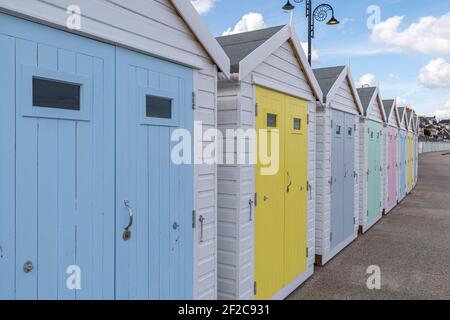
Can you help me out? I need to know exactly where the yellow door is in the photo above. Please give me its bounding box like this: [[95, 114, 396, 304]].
[[255, 87, 285, 300], [283, 96, 308, 285], [254, 86, 308, 299]]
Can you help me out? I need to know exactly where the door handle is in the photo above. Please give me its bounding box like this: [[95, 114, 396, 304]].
[[286, 171, 292, 193], [199, 215, 205, 243], [123, 200, 133, 241]]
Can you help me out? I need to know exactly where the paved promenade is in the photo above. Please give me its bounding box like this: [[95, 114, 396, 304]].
[[289, 152, 450, 300]]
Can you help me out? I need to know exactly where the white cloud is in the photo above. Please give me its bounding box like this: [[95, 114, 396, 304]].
[[435, 100, 450, 119], [418, 58, 450, 88], [370, 12, 450, 55], [300, 42, 320, 63], [357, 73, 377, 87], [396, 96, 408, 108], [388, 73, 399, 80], [222, 13, 266, 36], [191, 0, 215, 16]]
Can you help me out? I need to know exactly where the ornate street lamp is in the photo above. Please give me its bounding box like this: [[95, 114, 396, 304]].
[[283, 0, 339, 65]]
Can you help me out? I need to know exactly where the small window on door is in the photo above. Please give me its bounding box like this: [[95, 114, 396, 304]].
[[293, 118, 301, 131], [33, 77, 81, 110], [146, 95, 172, 119], [267, 113, 277, 128], [336, 125, 342, 135]]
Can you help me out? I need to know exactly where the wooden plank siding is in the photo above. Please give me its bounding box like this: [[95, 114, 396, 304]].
[[217, 40, 316, 300], [0, 0, 220, 300]]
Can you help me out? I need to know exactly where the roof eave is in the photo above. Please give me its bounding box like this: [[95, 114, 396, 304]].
[[171, 0, 231, 78]]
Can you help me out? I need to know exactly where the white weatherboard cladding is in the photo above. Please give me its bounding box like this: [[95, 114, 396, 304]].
[[252, 42, 316, 102], [315, 77, 360, 262], [328, 78, 359, 115], [388, 108, 398, 127], [358, 118, 369, 230], [400, 114, 408, 130], [368, 99, 384, 123], [217, 40, 316, 300], [0, 0, 212, 68], [0, 0, 220, 300]]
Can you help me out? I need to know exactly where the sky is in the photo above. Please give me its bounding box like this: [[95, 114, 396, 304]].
[[190, 0, 450, 119]]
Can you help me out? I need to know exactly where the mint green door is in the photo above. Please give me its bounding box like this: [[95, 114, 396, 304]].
[[367, 121, 382, 224]]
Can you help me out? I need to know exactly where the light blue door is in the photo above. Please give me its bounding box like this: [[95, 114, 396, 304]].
[[115, 48, 193, 299], [367, 120, 382, 224], [343, 113, 355, 239], [331, 111, 344, 249], [0, 13, 115, 299]]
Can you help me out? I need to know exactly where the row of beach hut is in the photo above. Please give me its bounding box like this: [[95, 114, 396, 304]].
[[216, 26, 419, 300], [0, 1, 418, 300]]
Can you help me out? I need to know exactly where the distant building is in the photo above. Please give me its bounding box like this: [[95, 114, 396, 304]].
[[440, 129, 450, 141], [419, 116, 450, 140], [420, 116, 437, 127]]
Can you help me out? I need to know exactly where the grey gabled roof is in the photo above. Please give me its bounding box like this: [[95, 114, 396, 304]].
[[313, 66, 346, 97], [383, 99, 395, 120], [216, 26, 284, 73], [357, 87, 377, 114]]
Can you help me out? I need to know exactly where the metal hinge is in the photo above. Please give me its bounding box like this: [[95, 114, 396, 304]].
[[255, 103, 258, 116], [330, 232, 332, 242], [307, 114, 310, 124], [254, 281, 257, 295], [367, 210, 369, 216], [354, 124, 357, 131], [353, 217, 356, 225], [306, 247, 309, 258], [254, 193, 257, 207], [192, 210, 196, 228], [192, 92, 196, 110], [331, 120, 333, 128]]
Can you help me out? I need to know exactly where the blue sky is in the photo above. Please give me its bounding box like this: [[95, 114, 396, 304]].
[[191, 0, 450, 119]]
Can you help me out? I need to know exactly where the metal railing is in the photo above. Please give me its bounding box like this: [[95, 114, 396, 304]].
[[419, 142, 450, 154]]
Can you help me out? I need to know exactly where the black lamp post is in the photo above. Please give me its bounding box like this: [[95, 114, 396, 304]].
[[283, 0, 339, 65]]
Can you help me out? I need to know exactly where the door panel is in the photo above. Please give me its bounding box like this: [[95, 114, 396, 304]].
[[331, 111, 344, 248], [343, 113, 355, 239], [0, 34, 16, 300], [408, 133, 413, 189], [255, 87, 308, 299], [367, 121, 381, 224], [115, 48, 193, 300], [255, 87, 285, 299], [283, 96, 308, 284], [388, 128, 397, 208], [3, 14, 116, 300], [404, 132, 408, 193]]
